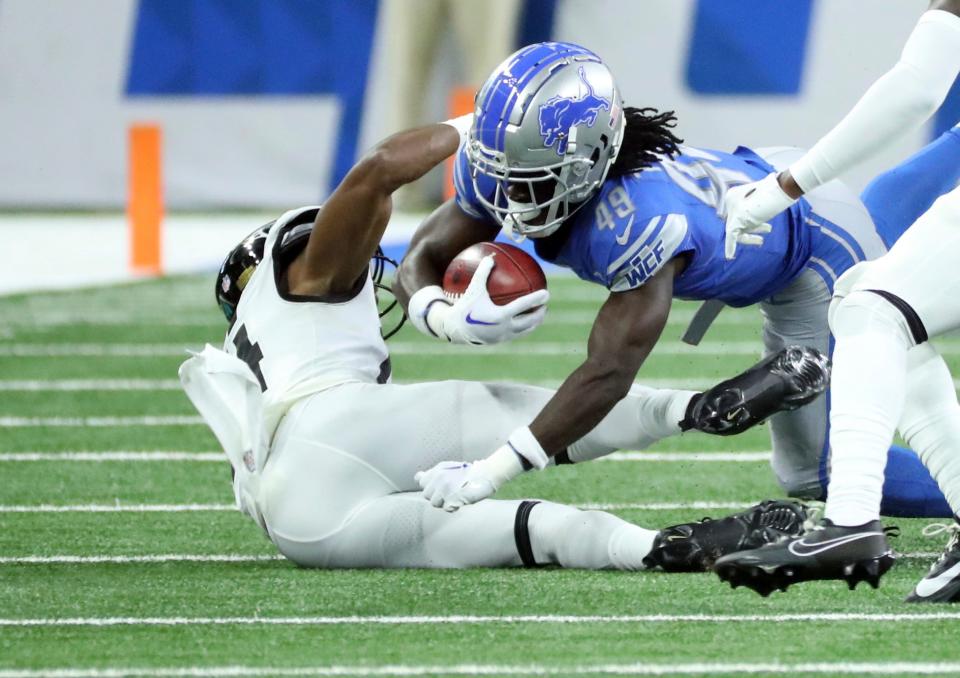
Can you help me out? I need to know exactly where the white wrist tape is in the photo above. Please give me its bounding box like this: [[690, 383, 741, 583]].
[[477, 445, 527, 489], [441, 113, 474, 146], [789, 10, 960, 193], [407, 285, 450, 339], [507, 426, 550, 470]]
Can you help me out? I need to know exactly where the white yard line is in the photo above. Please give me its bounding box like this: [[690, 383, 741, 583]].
[[3, 613, 960, 628], [0, 554, 283, 564], [0, 504, 236, 513], [2, 664, 960, 678], [0, 502, 750, 513], [0, 379, 182, 391], [0, 416, 204, 427], [0, 340, 771, 357], [0, 451, 770, 463], [600, 451, 771, 462], [7, 375, 960, 393], [0, 451, 223, 462], [3, 340, 959, 359], [0, 552, 939, 565], [0, 344, 194, 357]]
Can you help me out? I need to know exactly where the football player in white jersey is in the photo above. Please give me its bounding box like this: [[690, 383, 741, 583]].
[[181, 117, 819, 572], [715, 1, 960, 600]]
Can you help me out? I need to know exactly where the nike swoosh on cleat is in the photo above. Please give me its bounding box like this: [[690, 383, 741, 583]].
[[615, 215, 636, 246], [725, 407, 744, 422], [786, 532, 884, 557], [465, 313, 497, 326], [913, 560, 960, 598]]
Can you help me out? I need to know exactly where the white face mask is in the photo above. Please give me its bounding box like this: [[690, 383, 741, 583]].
[[506, 197, 544, 224]]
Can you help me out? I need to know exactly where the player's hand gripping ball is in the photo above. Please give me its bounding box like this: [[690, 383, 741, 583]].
[[443, 242, 547, 307], [439, 242, 549, 344], [433, 242, 549, 345]]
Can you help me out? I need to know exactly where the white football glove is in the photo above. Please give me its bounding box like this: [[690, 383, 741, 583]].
[[407, 255, 549, 345], [415, 427, 549, 512], [722, 172, 796, 260]]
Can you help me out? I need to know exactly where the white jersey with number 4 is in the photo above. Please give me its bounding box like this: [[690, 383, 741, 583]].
[[224, 205, 392, 405]]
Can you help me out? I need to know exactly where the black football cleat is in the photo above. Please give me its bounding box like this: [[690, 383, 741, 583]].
[[643, 500, 808, 572], [680, 346, 830, 436], [906, 522, 960, 603], [714, 519, 897, 597]]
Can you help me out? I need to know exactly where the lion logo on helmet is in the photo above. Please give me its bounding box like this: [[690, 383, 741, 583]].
[[538, 66, 610, 156]]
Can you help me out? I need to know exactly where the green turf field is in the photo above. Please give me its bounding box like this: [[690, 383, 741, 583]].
[[2, 274, 960, 677]]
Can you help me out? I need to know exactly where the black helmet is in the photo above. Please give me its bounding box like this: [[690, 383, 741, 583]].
[[215, 223, 272, 321], [215, 223, 405, 339]]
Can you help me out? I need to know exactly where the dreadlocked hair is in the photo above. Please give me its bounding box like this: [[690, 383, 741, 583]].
[[609, 107, 683, 177]]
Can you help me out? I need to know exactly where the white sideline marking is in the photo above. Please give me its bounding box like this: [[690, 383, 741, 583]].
[[0, 554, 283, 564], [0, 451, 223, 462], [0, 379, 181, 391], [0, 416, 204, 427], [4, 613, 960, 628], [0, 502, 752, 513], [0, 451, 769, 463], [2, 664, 960, 678]]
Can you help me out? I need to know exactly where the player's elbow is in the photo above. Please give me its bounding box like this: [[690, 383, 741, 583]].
[[902, 88, 942, 122], [351, 142, 407, 194], [884, 63, 950, 125], [350, 149, 394, 193]]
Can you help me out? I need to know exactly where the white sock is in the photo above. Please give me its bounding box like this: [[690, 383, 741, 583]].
[[528, 501, 658, 570], [565, 386, 694, 463], [825, 291, 913, 526], [899, 343, 960, 515]]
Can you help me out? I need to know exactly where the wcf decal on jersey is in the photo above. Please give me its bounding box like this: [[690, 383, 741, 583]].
[[609, 214, 688, 292], [538, 67, 610, 156]]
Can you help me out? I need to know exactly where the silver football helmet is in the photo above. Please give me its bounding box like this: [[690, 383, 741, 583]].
[[466, 42, 625, 238]]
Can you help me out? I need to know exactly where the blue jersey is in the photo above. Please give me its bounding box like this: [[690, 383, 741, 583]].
[[455, 144, 816, 307]]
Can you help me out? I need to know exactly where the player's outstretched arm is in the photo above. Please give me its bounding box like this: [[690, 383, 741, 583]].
[[286, 122, 462, 298], [724, 4, 960, 259], [526, 262, 676, 454], [416, 260, 678, 511]]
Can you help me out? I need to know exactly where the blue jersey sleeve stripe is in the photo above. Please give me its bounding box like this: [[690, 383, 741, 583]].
[[605, 215, 665, 275], [807, 257, 838, 292]]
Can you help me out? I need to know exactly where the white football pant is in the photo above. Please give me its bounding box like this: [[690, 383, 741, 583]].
[[826, 187, 960, 526], [258, 379, 693, 569]]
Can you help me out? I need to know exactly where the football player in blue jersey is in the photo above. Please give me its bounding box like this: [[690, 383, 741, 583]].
[[394, 41, 960, 519]]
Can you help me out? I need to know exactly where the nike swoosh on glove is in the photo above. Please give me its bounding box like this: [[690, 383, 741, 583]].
[[408, 254, 549, 345]]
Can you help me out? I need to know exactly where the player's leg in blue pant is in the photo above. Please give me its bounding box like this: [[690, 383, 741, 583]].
[[860, 126, 960, 248], [881, 445, 953, 517]]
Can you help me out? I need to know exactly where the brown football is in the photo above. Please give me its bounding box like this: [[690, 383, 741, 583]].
[[442, 241, 547, 305]]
